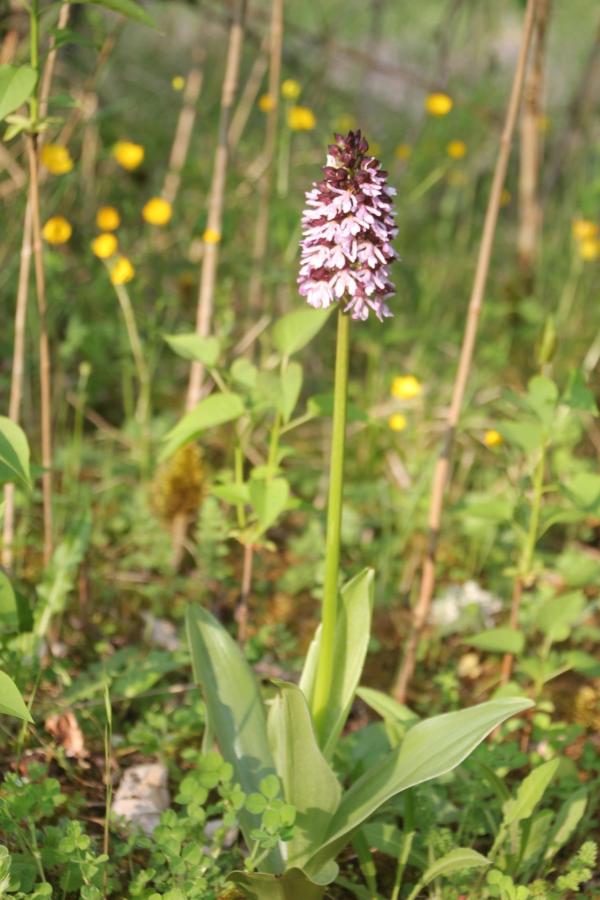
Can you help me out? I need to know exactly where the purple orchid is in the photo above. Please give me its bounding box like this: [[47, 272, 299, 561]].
[[298, 130, 397, 322]]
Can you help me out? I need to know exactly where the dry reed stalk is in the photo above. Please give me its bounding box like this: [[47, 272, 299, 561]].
[[236, 542, 254, 644], [186, 0, 247, 411], [247, 0, 283, 311], [392, 0, 540, 703], [517, 0, 550, 275], [26, 135, 53, 566], [2, 4, 70, 569], [39, 1, 70, 120], [2, 201, 33, 571], [0, 28, 19, 65], [170, 1, 247, 569], [161, 65, 204, 206], [227, 35, 269, 151], [79, 91, 100, 210]]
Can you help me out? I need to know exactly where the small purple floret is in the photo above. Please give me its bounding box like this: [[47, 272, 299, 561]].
[[298, 130, 397, 322]]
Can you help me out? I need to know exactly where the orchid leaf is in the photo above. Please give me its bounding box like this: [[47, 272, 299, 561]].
[[186, 605, 283, 874], [304, 697, 533, 876], [267, 681, 341, 868], [228, 866, 330, 900], [300, 568, 374, 758]]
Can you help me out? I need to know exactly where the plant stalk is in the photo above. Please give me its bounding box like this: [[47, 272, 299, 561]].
[[393, 0, 539, 703], [312, 307, 350, 741]]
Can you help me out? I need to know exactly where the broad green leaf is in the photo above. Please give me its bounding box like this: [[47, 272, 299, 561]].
[[0, 570, 17, 631], [467, 627, 525, 655], [462, 497, 514, 522], [0, 65, 36, 122], [562, 472, 600, 512], [279, 362, 303, 424], [267, 682, 341, 867], [355, 686, 418, 726], [231, 358, 258, 390], [304, 697, 533, 876], [502, 758, 560, 827], [248, 477, 289, 534], [164, 333, 221, 367], [186, 604, 283, 874], [160, 393, 244, 461], [0, 417, 31, 490], [73, 0, 155, 26], [499, 421, 545, 453], [417, 847, 490, 889], [228, 866, 330, 899], [562, 370, 598, 414], [272, 307, 331, 357], [212, 482, 250, 506], [300, 569, 374, 759], [525, 376, 558, 426], [0, 671, 33, 722], [544, 790, 587, 862], [534, 591, 585, 643]]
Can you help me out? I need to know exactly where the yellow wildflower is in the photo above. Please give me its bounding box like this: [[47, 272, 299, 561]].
[[91, 233, 118, 259], [113, 141, 144, 171], [425, 92, 453, 116], [391, 375, 422, 401], [333, 113, 357, 132], [40, 144, 73, 175], [579, 238, 600, 262], [483, 429, 503, 448], [388, 413, 407, 432], [394, 143, 412, 161], [171, 75, 185, 91], [42, 216, 72, 245], [447, 139, 467, 159], [572, 219, 598, 241], [281, 79, 301, 100], [203, 228, 221, 244], [96, 206, 120, 231], [142, 197, 172, 226], [258, 93, 275, 112], [287, 105, 316, 131], [110, 256, 135, 285]]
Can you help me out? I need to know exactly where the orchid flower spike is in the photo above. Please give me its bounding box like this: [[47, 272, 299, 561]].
[[298, 129, 397, 322]]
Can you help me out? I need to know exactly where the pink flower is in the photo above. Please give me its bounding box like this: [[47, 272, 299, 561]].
[[298, 130, 397, 321]]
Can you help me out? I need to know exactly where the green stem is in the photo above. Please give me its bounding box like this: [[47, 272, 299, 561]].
[[311, 307, 350, 742]]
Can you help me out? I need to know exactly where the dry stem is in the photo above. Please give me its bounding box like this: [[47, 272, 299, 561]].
[[26, 135, 53, 566], [392, 0, 540, 703], [186, 0, 247, 411], [162, 65, 204, 206], [2, 201, 33, 570], [248, 0, 283, 311], [517, 0, 550, 274]]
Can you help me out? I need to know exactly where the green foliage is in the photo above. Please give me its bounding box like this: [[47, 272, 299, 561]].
[[0, 65, 37, 124]]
